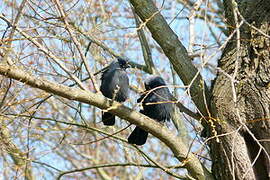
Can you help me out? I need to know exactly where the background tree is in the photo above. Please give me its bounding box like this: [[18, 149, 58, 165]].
[[0, 0, 269, 180]]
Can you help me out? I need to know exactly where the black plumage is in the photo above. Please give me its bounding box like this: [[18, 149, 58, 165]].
[[100, 58, 130, 126], [128, 76, 173, 145]]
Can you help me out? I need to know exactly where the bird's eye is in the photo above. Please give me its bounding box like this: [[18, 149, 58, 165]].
[[118, 59, 127, 68]]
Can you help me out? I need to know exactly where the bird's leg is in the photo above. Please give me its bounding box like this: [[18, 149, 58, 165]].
[[103, 85, 121, 112], [112, 85, 120, 101]]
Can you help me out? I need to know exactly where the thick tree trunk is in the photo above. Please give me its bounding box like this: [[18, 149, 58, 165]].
[[209, 0, 270, 179]]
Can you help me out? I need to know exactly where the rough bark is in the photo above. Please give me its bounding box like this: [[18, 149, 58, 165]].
[[129, 0, 270, 179], [209, 0, 270, 179]]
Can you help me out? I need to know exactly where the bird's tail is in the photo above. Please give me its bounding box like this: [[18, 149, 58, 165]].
[[128, 126, 148, 145], [102, 112, 115, 126]]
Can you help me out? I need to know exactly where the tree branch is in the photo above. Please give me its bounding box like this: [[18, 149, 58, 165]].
[[0, 119, 34, 180], [131, 7, 157, 74], [57, 162, 189, 180], [0, 64, 213, 180], [129, 0, 210, 116]]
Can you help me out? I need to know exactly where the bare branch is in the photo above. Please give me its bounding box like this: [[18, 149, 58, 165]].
[[0, 64, 213, 180], [0, 119, 34, 180], [53, 0, 99, 92]]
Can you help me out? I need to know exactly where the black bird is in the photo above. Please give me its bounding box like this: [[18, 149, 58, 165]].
[[100, 58, 130, 126], [128, 76, 173, 145]]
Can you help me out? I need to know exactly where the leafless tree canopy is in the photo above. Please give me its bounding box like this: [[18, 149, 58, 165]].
[[0, 0, 269, 180]]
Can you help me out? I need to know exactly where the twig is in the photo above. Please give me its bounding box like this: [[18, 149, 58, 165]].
[[188, 0, 203, 55], [1, 0, 29, 65], [0, 14, 87, 90], [54, 0, 99, 92]]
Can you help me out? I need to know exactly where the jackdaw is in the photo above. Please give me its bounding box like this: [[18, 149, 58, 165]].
[[100, 58, 130, 126], [128, 76, 173, 145]]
